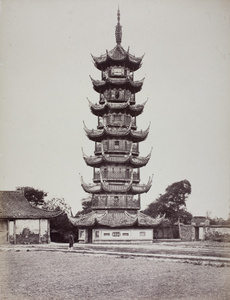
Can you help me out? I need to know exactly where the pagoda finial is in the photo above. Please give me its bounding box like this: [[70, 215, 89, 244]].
[[115, 8, 122, 45]]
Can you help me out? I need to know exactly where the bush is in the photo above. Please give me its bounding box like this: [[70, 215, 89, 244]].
[[204, 230, 230, 242]]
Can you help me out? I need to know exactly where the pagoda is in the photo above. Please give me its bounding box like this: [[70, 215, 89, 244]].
[[70, 10, 163, 243]]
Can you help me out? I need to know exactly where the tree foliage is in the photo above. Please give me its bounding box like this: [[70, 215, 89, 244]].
[[208, 217, 230, 226], [75, 195, 92, 216], [143, 180, 192, 224], [49, 212, 76, 242], [17, 186, 47, 207], [42, 197, 72, 216], [42, 197, 75, 242]]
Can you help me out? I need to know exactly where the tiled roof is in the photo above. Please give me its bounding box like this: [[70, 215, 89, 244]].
[[92, 45, 144, 71], [0, 191, 62, 219], [69, 211, 164, 228], [88, 99, 146, 117], [90, 76, 144, 94]]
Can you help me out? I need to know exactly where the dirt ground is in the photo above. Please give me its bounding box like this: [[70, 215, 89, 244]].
[[0, 250, 229, 300]]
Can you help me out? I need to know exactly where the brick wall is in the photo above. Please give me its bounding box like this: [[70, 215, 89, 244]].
[[179, 224, 194, 241]]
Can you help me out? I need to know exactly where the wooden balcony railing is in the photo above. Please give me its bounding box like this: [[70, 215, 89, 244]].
[[94, 142, 139, 155], [92, 194, 140, 210], [93, 170, 140, 182]]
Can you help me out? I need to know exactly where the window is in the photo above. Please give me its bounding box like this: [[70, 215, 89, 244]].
[[104, 233, 110, 236], [79, 230, 85, 238], [112, 232, 121, 237], [95, 231, 99, 238], [114, 196, 119, 206], [113, 115, 122, 122], [111, 67, 124, 76], [114, 140, 119, 149], [139, 232, 146, 237], [122, 233, 129, 236]]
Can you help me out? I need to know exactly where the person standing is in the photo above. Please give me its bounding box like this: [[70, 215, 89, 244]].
[[68, 232, 74, 251]]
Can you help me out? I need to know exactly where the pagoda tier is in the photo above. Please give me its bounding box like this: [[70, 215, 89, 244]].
[[90, 76, 144, 94], [82, 148, 152, 168], [88, 98, 147, 117], [83, 122, 150, 142], [91, 44, 144, 72], [81, 175, 153, 194], [69, 211, 164, 228]]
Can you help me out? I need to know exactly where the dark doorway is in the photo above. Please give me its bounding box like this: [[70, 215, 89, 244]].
[[195, 227, 199, 240], [87, 228, 92, 243]]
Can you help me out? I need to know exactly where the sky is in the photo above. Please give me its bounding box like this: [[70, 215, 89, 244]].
[[0, 0, 229, 218]]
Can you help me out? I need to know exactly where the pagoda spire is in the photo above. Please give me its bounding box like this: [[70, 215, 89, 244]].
[[115, 8, 122, 44]]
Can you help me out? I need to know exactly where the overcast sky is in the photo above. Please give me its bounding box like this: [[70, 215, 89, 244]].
[[0, 0, 229, 218]]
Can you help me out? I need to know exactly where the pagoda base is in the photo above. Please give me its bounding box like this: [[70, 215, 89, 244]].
[[78, 227, 154, 244], [69, 210, 164, 244]]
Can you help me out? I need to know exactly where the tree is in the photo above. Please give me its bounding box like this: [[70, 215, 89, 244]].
[[16, 186, 47, 207], [42, 197, 76, 242], [42, 197, 73, 216], [75, 195, 92, 216], [143, 179, 192, 225]]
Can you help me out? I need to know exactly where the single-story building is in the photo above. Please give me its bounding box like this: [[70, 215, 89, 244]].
[[0, 191, 61, 244]]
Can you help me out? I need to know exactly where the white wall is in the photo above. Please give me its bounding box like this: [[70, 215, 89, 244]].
[[16, 219, 40, 234], [93, 228, 153, 243]]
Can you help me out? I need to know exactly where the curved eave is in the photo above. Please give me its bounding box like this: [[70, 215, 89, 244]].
[[90, 76, 144, 93], [130, 123, 150, 142], [128, 53, 144, 65], [80, 176, 102, 194], [88, 98, 106, 115], [69, 212, 97, 227], [137, 212, 165, 227], [131, 184, 152, 194], [130, 149, 152, 167], [131, 176, 153, 194], [129, 100, 147, 116], [83, 155, 103, 167], [81, 182, 102, 194], [83, 122, 105, 142]]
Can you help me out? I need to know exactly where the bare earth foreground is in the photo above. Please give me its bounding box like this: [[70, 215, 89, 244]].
[[0, 249, 229, 300]]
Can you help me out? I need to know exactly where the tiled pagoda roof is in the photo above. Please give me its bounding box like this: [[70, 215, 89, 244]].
[[88, 98, 147, 117], [91, 44, 144, 71], [80, 176, 152, 194], [0, 191, 62, 219], [82, 147, 152, 168], [90, 76, 144, 93], [69, 210, 164, 228], [83, 122, 150, 142]]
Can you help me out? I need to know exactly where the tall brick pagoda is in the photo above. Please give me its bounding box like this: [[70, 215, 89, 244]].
[[70, 10, 163, 243]]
